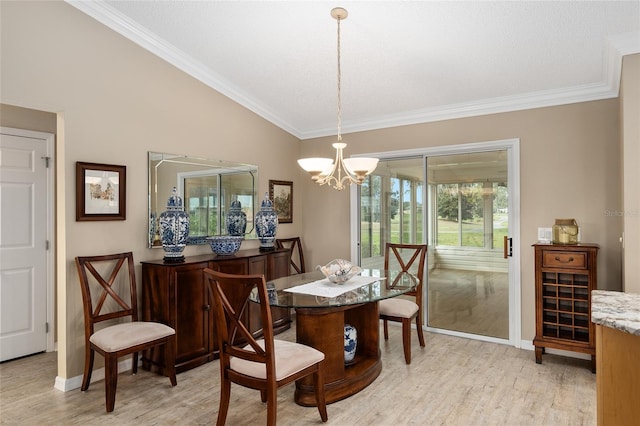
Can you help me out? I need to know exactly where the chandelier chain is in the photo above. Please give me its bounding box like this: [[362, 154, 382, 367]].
[[336, 15, 343, 143]]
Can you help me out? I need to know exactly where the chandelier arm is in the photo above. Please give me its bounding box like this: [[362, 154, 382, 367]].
[[316, 149, 341, 186], [336, 144, 360, 190], [315, 143, 361, 191]]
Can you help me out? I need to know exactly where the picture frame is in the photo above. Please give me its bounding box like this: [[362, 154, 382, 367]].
[[269, 180, 293, 223], [76, 162, 126, 221]]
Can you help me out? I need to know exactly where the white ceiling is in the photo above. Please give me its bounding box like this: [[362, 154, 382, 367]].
[[68, 1, 640, 140]]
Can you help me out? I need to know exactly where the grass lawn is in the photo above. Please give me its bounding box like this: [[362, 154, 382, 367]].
[[361, 214, 508, 257], [437, 218, 508, 248]]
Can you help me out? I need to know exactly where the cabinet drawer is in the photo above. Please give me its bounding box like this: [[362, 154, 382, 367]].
[[542, 251, 587, 269]]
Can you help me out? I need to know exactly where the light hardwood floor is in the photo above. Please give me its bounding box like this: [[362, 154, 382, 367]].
[[0, 323, 595, 425]]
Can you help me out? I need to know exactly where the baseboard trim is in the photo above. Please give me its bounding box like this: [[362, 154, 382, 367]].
[[54, 358, 133, 392]]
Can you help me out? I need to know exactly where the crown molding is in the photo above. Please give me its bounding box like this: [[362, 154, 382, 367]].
[[67, 2, 639, 140], [302, 81, 619, 139], [306, 31, 640, 139], [66, 0, 302, 137]]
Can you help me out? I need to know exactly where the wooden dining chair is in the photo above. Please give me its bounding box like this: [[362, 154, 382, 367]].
[[378, 243, 428, 364], [275, 237, 306, 274], [75, 252, 177, 412], [203, 268, 327, 426]]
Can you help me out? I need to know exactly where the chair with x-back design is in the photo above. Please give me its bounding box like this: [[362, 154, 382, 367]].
[[275, 237, 306, 274], [204, 268, 327, 425], [378, 243, 428, 364], [75, 252, 177, 412]]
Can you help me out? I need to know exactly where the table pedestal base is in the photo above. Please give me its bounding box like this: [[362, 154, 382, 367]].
[[294, 301, 381, 406]]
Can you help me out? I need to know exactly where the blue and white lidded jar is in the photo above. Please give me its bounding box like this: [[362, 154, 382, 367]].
[[344, 324, 357, 363], [255, 192, 278, 250], [226, 199, 247, 236], [159, 187, 190, 262]]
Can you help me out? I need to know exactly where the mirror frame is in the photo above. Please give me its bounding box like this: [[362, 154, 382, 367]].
[[148, 152, 258, 248]]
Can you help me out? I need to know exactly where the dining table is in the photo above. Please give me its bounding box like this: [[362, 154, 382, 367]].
[[253, 269, 417, 406]]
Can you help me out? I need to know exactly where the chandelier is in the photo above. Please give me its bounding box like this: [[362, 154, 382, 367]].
[[297, 7, 378, 191]]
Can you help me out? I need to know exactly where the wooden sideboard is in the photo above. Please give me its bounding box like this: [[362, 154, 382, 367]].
[[141, 247, 291, 373]]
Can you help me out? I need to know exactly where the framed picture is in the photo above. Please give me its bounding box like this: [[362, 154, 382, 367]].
[[269, 180, 293, 223], [76, 162, 126, 221]]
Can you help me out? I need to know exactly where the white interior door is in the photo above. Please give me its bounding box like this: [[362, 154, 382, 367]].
[[0, 128, 52, 361]]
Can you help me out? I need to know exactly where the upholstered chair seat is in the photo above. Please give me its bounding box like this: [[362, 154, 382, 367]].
[[90, 322, 175, 353], [378, 298, 419, 319], [232, 339, 325, 381]]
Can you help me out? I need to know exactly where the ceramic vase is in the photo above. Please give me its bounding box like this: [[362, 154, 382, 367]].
[[344, 324, 357, 363], [255, 192, 278, 250], [226, 199, 247, 236], [159, 187, 190, 262]]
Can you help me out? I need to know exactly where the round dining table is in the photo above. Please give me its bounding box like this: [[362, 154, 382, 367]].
[[254, 269, 416, 406]]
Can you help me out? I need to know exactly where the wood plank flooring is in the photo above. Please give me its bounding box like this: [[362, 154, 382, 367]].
[[0, 323, 595, 425]]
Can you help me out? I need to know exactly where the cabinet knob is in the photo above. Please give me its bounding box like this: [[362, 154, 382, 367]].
[[203, 304, 211, 311], [554, 256, 574, 263]]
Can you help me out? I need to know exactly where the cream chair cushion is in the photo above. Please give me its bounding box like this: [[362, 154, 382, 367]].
[[379, 298, 419, 318], [90, 322, 175, 352], [231, 339, 324, 381]]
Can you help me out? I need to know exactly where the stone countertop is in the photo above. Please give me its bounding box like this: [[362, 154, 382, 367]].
[[591, 290, 640, 336]]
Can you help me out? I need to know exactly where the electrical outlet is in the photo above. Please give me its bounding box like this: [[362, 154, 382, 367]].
[[538, 227, 552, 243]]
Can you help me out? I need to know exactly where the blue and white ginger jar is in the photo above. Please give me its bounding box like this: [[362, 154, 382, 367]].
[[159, 187, 190, 262], [226, 199, 247, 236], [344, 324, 357, 363], [255, 192, 278, 249]]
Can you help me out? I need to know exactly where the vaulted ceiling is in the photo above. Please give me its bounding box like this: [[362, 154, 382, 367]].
[[68, 1, 640, 139]]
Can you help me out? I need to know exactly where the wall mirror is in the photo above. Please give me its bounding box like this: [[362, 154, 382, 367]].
[[149, 152, 258, 248]]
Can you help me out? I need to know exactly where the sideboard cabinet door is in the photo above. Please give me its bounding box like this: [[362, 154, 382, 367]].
[[142, 260, 213, 373], [209, 257, 248, 275], [174, 263, 214, 366]]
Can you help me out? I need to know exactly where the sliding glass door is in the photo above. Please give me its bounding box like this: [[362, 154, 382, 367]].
[[359, 157, 424, 269], [355, 142, 518, 343], [426, 151, 509, 339]]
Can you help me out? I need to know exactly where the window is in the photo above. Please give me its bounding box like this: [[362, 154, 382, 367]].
[[434, 181, 507, 249], [359, 158, 424, 267]]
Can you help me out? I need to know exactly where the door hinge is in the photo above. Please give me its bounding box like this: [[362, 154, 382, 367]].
[[46, 240, 50, 250], [46, 322, 49, 333], [41, 156, 51, 168]]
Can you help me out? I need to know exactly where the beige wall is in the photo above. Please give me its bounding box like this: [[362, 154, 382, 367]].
[[0, 104, 57, 133], [620, 54, 640, 293], [300, 99, 624, 342], [1, 1, 304, 379], [0, 1, 634, 383]]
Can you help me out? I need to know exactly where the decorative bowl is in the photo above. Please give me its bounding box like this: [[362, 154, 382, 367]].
[[317, 259, 362, 284], [207, 235, 243, 256]]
